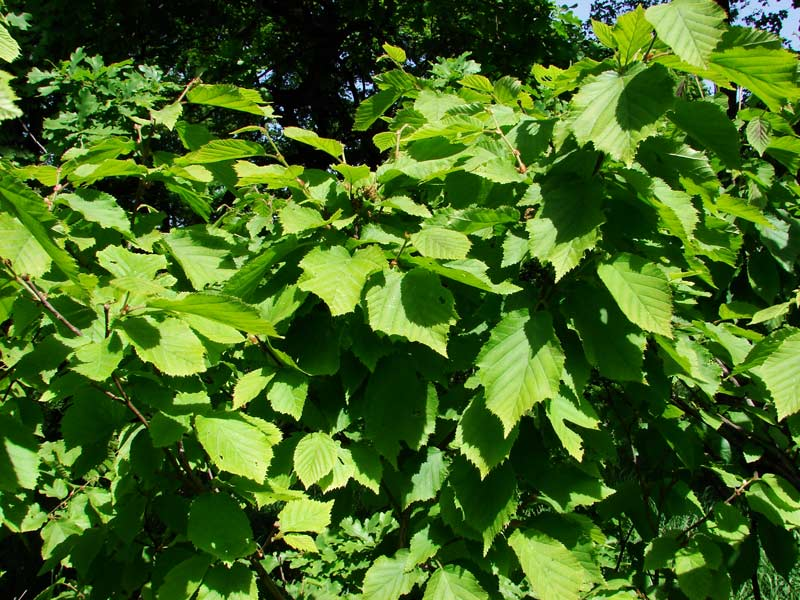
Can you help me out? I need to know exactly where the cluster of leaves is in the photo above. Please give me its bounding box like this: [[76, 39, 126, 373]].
[[1, 1, 800, 599]]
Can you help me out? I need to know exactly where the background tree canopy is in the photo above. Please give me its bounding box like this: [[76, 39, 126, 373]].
[[4, 0, 585, 165]]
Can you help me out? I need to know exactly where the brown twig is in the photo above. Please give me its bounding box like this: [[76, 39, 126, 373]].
[[250, 556, 294, 600], [12, 270, 83, 337], [678, 473, 759, 541], [176, 77, 201, 104]]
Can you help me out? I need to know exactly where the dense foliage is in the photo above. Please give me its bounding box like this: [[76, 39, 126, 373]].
[[2, 0, 585, 166], [1, 1, 800, 599]]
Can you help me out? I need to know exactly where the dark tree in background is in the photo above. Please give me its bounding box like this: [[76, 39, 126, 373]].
[[5, 0, 585, 165], [590, 0, 795, 37]]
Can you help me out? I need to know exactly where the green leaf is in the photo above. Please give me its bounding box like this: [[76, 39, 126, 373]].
[[403, 447, 449, 508], [195, 413, 276, 482], [150, 102, 183, 130], [447, 460, 517, 553], [187, 494, 254, 561], [423, 565, 489, 600], [597, 253, 673, 338], [283, 534, 318, 553], [746, 116, 772, 154], [508, 529, 586, 600], [669, 100, 741, 167], [362, 551, 419, 600], [545, 391, 601, 461], [162, 228, 236, 290], [645, 0, 726, 68], [750, 302, 791, 325], [0, 415, 40, 492], [70, 159, 148, 185], [187, 84, 268, 116], [232, 368, 276, 410], [527, 179, 604, 281], [0, 26, 21, 63], [382, 195, 432, 218], [592, 20, 616, 49], [60, 190, 132, 236], [293, 432, 339, 488], [564, 284, 647, 382], [411, 227, 472, 260], [156, 555, 212, 600], [712, 194, 770, 227], [612, 6, 654, 66], [454, 394, 518, 479], [477, 310, 565, 435], [283, 126, 344, 160], [0, 71, 21, 120], [408, 257, 521, 295], [709, 46, 800, 112], [749, 329, 800, 420], [267, 370, 308, 420], [568, 63, 674, 163], [0, 175, 81, 284], [0, 213, 51, 277], [72, 335, 124, 382], [122, 316, 207, 376], [97, 245, 166, 279], [355, 89, 400, 131], [279, 204, 327, 235], [766, 135, 800, 173], [365, 356, 437, 465], [177, 139, 266, 165], [278, 498, 333, 533], [364, 268, 457, 357], [299, 245, 385, 316], [149, 292, 278, 336], [382, 42, 407, 64], [195, 562, 258, 600]]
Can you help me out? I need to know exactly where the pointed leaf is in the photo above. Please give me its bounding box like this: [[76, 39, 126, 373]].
[[299, 245, 385, 316], [60, 190, 132, 235], [149, 292, 278, 336], [669, 99, 741, 167], [709, 46, 800, 112], [283, 127, 344, 160], [186, 84, 268, 116], [195, 413, 276, 482], [364, 268, 457, 357], [749, 330, 800, 420], [176, 139, 266, 165], [122, 316, 207, 376], [477, 310, 565, 435], [569, 63, 674, 163], [293, 432, 339, 488], [613, 6, 654, 66], [410, 227, 472, 260], [597, 253, 673, 338], [455, 394, 518, 479], [232, 368, 277, 410], [188, 494, 254, 561], [509, 529, 587, 600], [645, 0, 726, 68], [423, 566, 488, 600], [278, 498, 333, 533]]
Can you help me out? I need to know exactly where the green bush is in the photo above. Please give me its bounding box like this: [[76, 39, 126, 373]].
[[1, 1, 799, 598]]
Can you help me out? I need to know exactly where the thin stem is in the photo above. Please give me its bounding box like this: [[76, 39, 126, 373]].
[[490, 112, 526, 173], [678, 474, 758, 541], [21, 121, 48, 155], [250, 557, 293, 600], [6, 266, 83, 337], [176, 77, 201, 104]]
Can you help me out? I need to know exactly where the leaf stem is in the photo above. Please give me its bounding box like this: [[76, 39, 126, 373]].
[[4, 263, 83, 336]]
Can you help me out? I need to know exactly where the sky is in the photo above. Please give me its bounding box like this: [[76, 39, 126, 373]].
[[565, 0, 799, 48]]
